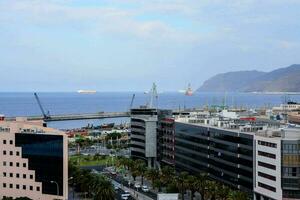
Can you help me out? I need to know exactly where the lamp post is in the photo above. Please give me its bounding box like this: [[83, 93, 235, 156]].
[[50, 180, 59, 196]]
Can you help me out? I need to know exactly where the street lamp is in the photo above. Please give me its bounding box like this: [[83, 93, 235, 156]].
[[50, 180, 59, 196]]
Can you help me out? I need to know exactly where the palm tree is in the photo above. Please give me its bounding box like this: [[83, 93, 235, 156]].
[[194, 173, 208, 200], [161, 166, 175, 185], [205, 180, 218, 200], [135, 159, 147, 185], [228, 190, 249, 200], [93, 176, 115, 200], [146, 168, 159, 185], [175, 171, 189, 200], [186, 175, 197, 200], [216, 183, 231, 200]]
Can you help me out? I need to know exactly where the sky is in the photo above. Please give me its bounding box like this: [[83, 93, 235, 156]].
[[0, 0, 300, 92]]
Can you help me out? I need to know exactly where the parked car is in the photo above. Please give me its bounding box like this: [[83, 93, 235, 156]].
[[134, 183, 141, 189], [142, 185, 149, 192], [121, 191, 130, 199]]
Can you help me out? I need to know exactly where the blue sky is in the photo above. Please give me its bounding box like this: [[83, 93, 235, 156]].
[[0, 0, 300, 92]]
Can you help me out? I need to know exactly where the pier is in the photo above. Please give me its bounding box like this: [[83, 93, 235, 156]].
[[6, 112, 130, 122]]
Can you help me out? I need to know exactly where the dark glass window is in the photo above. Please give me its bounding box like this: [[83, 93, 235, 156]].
[[3, 183, 6, 188], [9, 184, 13, 188], [258, 161, 276, 170], [16, 162, 20, 167], [9, 162, 13, 167], [23, 185, 26, 190], [3, 172, 6, 177], [9, 151, 13, 156], [15, 133, 64, 196], [258, 182, 276, 192], [10, 140, 13, 145], [258, 171, 276, 181], [23, 174, 26, 179], [16, 173, 20, 178], [258, 151, 276, 159], [9, 173, 13, 177], [3, 140, 6, 144], [16, 184, 19, 189], [258, 140, 277, 148], [3, 150, 6, 155]]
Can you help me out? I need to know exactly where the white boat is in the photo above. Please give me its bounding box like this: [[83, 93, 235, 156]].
[[77, 90, 97, 94]]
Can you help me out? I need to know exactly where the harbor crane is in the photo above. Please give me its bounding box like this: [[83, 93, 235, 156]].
[[129, 94, 135, 110], [34, 93, 51, 120]]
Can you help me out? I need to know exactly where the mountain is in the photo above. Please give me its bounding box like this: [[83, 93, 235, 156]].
[[197, 64, 300, 92]]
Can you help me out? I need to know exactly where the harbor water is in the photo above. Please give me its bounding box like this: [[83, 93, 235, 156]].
[[0, 92, 300, 129]]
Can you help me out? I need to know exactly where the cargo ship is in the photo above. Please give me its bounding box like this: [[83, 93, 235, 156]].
[[77, 90, 97, 94]]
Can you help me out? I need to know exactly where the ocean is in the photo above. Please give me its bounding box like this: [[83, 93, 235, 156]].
[[1, 92, 300, 129]]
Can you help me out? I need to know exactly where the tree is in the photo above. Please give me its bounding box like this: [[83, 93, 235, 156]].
[[174, 171, 189, 200], [228, 190, 249, 200], [135, 159, 147, 185], [92, 176, 115, 200], [186, 175, 197, 200], [216, 183, 230, 200], [194, 173, 208, 200], [146, 168, 159, 185]]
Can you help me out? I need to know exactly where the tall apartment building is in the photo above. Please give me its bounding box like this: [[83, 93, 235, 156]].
[[0, 119, 68, 200], [130, 108, 171, 168]]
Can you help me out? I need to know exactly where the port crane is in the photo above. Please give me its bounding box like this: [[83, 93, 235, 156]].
[[34, 93, 51, 120], [129, 94, 135, 110]]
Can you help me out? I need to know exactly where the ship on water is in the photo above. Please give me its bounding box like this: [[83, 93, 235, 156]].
[[77, 90, 97, 94], [185, 83, 193, 96]]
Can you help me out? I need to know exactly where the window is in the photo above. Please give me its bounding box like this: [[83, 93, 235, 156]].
[[30, 174, 33, 179], [9, 140, 13, 145], [9, 151, 13, 156], [9, 184, 13, 188], [23, 185, 26, 190], [16, 162, 20, 167], [36, 186, 40, 191], [23, 174, 26, 179], [258, 171, 276, 181], [23, 163, 26, 168], [16, 151, 20, 156], [9, 173, 13, 178], [258, 182, 276, 192], [258, 151, 276, 159], [258, 161, 276, 170], [3, 172, 6, 177], [3, 140, 6, 144], [16, 184, 20, 189], [16, 173, 20, 178], [30, 186, 33, 190], [258, 140, 277, 148], [3, 150, 6, 155], [3, 161, 6, 166], [9, 162, 13, 167], [3, 183, 6, 188]]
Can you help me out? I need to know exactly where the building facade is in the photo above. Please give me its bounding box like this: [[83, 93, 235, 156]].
[[158, 118, 175, 166], [0, 119, 68, 200], [175, 121, 254, 194], [130, 108, 171, 168]]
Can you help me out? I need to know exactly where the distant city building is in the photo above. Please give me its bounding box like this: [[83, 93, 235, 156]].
[[130, 108, 171, 168], [0, 119, 68, 200], [130, 108, 300, 200]]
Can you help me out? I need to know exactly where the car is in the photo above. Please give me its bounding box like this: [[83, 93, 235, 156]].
[[142, 185, 149, 192], [121, 191, 130, 199], [134, 183, 141, 189]]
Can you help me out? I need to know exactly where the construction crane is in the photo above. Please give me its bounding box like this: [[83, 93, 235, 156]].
[[34, 93, 51, 120], [129, 94, 135, 110]]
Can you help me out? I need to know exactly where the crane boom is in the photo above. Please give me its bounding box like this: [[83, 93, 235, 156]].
[[129, 94, 135, 110], [34, 93, 50, 119]]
